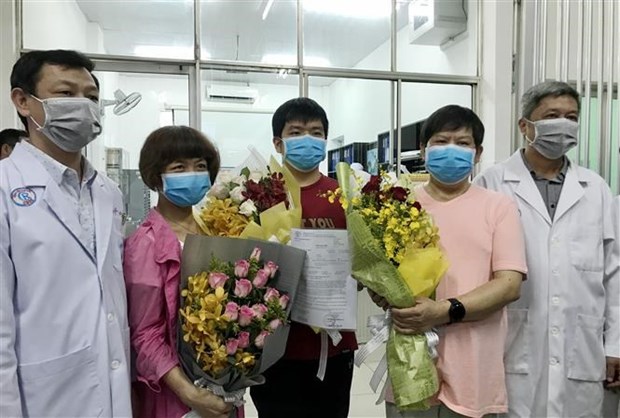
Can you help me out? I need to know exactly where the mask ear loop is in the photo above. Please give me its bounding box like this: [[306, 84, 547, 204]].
[[28, 95, 47, 131], [523, 119, 537, 145]]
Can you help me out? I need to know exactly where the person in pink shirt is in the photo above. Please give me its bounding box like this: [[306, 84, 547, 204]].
[[123, 126, 232, 418], [373, 105, 528, 418]]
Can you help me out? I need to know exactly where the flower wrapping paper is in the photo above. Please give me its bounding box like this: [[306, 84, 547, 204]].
[[177, 235, 306, 409], [336, 162, 449, 411]]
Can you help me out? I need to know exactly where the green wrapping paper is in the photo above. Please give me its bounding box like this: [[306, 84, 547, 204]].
[[338, 163, 440, 410]]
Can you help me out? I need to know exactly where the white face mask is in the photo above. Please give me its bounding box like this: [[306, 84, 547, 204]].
[[30, 96, 102, 152], [524, 117, 579, 160]]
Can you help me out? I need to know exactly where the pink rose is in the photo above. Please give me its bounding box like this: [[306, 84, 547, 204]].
[[226, 338, 239, 355], [234, 260, 250, 278], [251, 303, 268, 319], [250, 247, 262, 261], [238, 331, 250, 349], [253, 269, 269, 288], [223, 302, 239, 321], [264, 287, 281, 303], [234, 279, 252, 298], [208, 272, 229, 289], [279, 294, 290, 310], [264, 261, 279, 278], [254, 330, 270, 349], [268, 319, 282, 331], [238, 305, 255, 327]]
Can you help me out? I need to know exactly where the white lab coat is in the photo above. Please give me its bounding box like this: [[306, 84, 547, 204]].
[[474, 150, 620, 418], [0, 143, 132, 417], [602, 197, 620, 418]]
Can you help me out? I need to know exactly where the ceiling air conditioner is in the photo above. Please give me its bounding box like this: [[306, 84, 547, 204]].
[[206, 84, 258, 104], [408, 0, 467, 46]]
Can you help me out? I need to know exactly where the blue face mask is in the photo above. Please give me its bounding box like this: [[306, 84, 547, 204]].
[[161, 172, 211, 207], [282, 135, 327, 172], [425, 144, 476, 185]]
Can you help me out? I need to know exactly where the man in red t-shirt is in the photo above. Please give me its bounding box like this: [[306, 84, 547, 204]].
[[250, 98, 358, 418]]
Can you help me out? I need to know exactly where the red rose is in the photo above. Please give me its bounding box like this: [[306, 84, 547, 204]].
[[361, 175, 381, 194], [390, 187, 408, 202]]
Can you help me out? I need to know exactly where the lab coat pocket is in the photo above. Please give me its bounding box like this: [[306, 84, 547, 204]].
[[18, 346, 104, 417], [569, 235, 604, 272], [504, 309, 530, 374], [567, 314, 606, 381]]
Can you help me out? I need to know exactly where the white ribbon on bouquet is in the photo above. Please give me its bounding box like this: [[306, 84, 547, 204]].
[[354, 310, 440, 404], [316, 329, 343, 381]]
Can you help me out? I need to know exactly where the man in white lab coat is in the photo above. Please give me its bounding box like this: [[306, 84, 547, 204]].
[[475, 81, 620, 417], [602, 196, 620, 418], [0, 50, 132, 417]]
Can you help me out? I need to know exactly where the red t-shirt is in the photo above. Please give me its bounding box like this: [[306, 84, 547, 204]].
[[284, 175, 358, 360]]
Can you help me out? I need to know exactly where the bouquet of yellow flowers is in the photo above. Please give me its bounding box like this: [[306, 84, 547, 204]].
[[334, 162, 449, 411], [178, 236, 306, 417], [199, 157, 301, 243]]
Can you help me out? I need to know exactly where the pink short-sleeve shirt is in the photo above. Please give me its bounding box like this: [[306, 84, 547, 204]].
[[406, 184, 527, 418]]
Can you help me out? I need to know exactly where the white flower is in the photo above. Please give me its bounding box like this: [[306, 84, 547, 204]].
[[232, 175, 247, 186], [230, 185, 246, 203], [208, 182, 229, 199], [239, 199, 257, 216], [248, 170, 264, 183], [216, 171, 233, 184]]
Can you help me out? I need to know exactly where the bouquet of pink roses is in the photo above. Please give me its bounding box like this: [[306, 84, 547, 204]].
[[178, 236, 306, 417], [179, 247, 289, 378]]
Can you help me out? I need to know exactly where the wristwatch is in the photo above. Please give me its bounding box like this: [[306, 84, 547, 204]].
[[447, 298, 466, 324]]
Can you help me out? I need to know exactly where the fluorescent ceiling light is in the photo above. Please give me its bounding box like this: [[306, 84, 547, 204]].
[[134, 45, 212, 60], [303, 0, 397, 19], [262, 0, 275, 20], [261, 54, 331, 67]]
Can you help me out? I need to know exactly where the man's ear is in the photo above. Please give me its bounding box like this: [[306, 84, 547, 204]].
[[273, 136, 283, 154], [11, 88, 31, 118], [474, 145, 484, 164], [0, 144, 12, 159], [420, 143, 426, 160], [518, 118, 528, 137]]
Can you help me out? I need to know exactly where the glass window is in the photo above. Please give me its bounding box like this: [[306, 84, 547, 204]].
[[175, 70, 300, 169], [400, 82, 472, 171], [23, 0, 194, 59], [91, 71, 189, 230], [201, 1, 297, 64], [303, 0, 393, 70], [397, 0, 478, 76], [401, 82, 472, 125], [308, 77, 392, 175]]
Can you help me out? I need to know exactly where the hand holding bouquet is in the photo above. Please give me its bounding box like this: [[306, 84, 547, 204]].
[[334, 163, 449, 410]]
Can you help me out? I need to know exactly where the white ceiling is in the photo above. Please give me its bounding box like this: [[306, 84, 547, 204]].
[[76, 0, 409, 73]]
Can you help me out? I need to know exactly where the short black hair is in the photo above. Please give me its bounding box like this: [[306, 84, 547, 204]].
[[420, 105, 485, 147], [0, 129, 27, 148], [272, 97, 329, 138], [10, 50, 96, 130], [139, 126, 221, 191]]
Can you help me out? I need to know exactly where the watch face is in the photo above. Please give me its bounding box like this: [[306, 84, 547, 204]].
[[449, 298, 466, 323]]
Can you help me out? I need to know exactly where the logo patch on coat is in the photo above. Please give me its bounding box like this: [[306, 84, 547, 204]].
[[10, 187, 37, 207]]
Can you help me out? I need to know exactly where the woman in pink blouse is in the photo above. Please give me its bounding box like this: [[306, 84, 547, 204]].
[[124, 126, 232, 418]]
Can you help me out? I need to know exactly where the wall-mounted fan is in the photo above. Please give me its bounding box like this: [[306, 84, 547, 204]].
[[101, 89, 142, 115]]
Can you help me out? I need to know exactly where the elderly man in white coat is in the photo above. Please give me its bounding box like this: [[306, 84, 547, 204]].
[[475, 80, 620, 417], [0, 50, 132, 417], [602, 195, 620, 418]]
